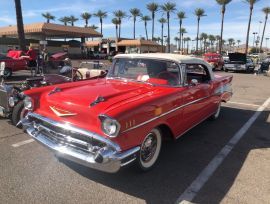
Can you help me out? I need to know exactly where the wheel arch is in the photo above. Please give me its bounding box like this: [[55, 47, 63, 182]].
[[156, 123, 175, 141]]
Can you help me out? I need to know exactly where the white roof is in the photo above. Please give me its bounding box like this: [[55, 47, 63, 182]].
[[114, 53, 214, 79], [115, 53, 206, 64]]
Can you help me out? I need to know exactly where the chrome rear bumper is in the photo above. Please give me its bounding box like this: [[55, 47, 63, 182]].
[[22, 113, 139, 173]]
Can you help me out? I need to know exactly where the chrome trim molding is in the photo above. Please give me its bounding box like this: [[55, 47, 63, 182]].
[[27, 112, 121, 152], [122, 96, 210, 133], [21, 112, 140, 173]]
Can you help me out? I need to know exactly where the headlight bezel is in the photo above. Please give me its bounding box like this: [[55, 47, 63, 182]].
[[23, 96, 33, 110], [99, 114, 121, 138]]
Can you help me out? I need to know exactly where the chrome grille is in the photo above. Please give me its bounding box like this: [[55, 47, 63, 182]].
[[0, 87, 8, 109], [29, 115, 106, 153]]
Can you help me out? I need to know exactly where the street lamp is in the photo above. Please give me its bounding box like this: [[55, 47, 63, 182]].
[[252, 32, 258, 47]]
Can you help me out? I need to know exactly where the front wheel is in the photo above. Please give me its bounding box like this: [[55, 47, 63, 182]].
[[11, 100, 28, 128], [137, 128, 162, 171]]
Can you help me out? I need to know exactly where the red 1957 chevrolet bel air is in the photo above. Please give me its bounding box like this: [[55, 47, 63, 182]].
[[21, 54, 233, 173]]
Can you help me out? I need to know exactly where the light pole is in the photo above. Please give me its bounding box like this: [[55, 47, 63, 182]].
[[252, 32, 258, 47], [258, 21, 262, 45]]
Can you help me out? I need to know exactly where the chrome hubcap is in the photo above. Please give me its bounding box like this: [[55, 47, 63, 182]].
[[140, 133, 157, 163]]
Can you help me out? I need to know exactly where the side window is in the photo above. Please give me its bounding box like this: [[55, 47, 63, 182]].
[[185, 64, 211, 84]]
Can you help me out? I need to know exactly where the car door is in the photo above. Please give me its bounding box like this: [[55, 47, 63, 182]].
[[178, 64, 214, 134]]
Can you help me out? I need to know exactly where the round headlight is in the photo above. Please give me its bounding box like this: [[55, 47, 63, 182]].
[[100, 115, 120, 137], [8, 97, 15, 107], [24, 96, 33, 110]]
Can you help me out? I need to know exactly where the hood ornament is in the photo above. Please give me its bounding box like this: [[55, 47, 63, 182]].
[[48, 87, 62, 95], [90, 96, 105, 107], [50, 106, 77, 117]]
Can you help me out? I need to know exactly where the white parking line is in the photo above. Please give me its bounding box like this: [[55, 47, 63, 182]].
[[227, 101, 260, 107], [12, 139, 35, 148], [176, 97, 270, 204]]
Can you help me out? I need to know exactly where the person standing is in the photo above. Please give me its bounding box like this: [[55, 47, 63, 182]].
[[41, 48, 49, 74], [26, 46, 37, 75]]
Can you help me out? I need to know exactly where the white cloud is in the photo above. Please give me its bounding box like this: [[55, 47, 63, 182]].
[[0, 16, 15, 25]]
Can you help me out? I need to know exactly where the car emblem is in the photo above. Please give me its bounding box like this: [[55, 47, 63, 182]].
[[50, 106, 77, 117]]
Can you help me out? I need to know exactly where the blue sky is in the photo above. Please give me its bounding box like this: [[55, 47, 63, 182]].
[[0, 0, 269, 46]]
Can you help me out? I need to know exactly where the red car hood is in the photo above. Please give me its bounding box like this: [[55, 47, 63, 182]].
[[35, 79, 155, 133]]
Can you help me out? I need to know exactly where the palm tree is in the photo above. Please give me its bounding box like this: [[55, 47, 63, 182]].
[[113, 10, 127, 39], [42, 12, 55, 23], [14, 0, 26, 51], [245, 0, 260, 55], [112, 18, 120, 51], [184, 37, 191, 54], [59, 16, 70, 26], [160, 2, 177, 53], [237, 39, 241, 47], [180, 28, 187, 51], [228, 38, 235, 51], [141, 15, 151, 40], [260, 7, 270, 52], [69, 15, 78, 26], [90, 24, 98, 30], [216, 0, 232, 54], [81, 12, 92, 27], [130, 8, 141, 39], [194, 8, 206, 53], [147, 2, 159, 40], [208, 35, 216, 51], [174, 37, 180, 49], [177, 11, 186, 51], [158, 18, 167, 52], [200, 33, 208, 53], [94, 10, 107, 36]]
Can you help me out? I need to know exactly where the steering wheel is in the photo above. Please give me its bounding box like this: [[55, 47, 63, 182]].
[[157, 71, 178, 85]]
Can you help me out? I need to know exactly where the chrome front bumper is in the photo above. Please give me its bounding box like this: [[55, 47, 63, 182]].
[[22, 112, 140, 173]]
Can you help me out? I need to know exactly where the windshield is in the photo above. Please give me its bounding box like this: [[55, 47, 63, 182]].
[[79, 62, 106, 70], [108, 58, 181, 86]]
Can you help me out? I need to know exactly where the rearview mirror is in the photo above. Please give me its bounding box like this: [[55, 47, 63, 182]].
[[0, 62, 5, 76], [190, 79, 199, 86]]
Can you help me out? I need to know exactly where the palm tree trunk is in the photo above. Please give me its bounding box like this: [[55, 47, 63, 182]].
[[219, 6, 225, 54], [179, 20, 182, 51], [152, 13, 155, 40], [116, 25, 118, 51], [167, 13, 170, 53], [145, 22, 148, 40], [260, 14, 268, 52], [47, 19, 49, 23], [14, 0, 26, 51], [181, 33, 184, 51], [161, 24, 164, 52], [119, 19, 121, 39], [245, 6, 253, 55], [133, 18, 136, 39], [196, 18, 200, 52], [100, 19, 103, 36]]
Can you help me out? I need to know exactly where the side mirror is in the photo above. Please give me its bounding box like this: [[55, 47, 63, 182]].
[[0, 62, 5, 76], [190, 79, 199, 86]]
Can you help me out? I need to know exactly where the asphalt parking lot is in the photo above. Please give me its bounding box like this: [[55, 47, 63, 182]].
[[0, 71, 269, 204]]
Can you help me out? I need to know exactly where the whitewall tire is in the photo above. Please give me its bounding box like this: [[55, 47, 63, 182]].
[[137, 128, 162, 171]]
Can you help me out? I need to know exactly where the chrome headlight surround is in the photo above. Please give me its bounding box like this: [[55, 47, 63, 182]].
[[23, 96, 33, 110], [99, 114, 121, 138]]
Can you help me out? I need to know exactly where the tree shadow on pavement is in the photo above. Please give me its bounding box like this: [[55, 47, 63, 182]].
[[61, 106, 270, 204]]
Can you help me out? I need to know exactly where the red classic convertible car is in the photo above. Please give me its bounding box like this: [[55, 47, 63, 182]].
[[21, 54, 233, 173], [0, 53, 28, 77]]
